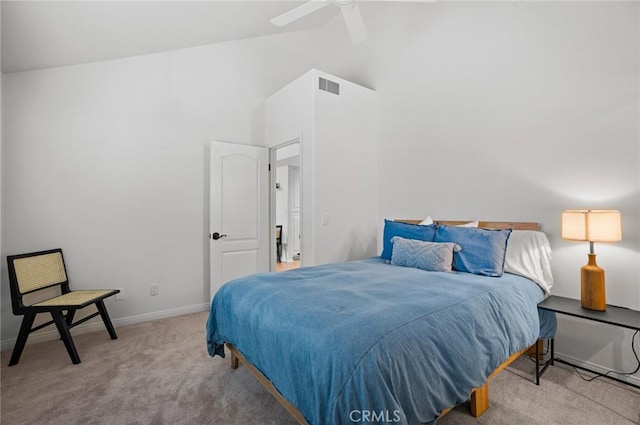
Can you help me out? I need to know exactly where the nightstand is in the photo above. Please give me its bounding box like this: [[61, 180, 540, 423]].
[[537, 295, 640, 389]]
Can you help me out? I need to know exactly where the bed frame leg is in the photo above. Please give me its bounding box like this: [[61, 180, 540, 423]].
[[230, 352, 239, 369], [470, 382, 489, 417], [525, 339, 544, 361]]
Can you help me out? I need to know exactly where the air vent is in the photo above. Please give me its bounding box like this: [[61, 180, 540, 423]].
[[319, 77, 340, 95]]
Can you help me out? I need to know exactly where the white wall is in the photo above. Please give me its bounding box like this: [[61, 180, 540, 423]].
[[312, 71, 378, 265], [266, 69, 378, 266], [0, 5, 3, 339], [320, 2, 640, 382], [0, 29, 323, 347]]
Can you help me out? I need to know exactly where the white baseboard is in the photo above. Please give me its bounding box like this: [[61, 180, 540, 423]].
[[555, 350, 640, 387], [1, 303, 209, 352]]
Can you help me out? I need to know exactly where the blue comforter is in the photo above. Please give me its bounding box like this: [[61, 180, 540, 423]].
[[207, 257, 556, 425]]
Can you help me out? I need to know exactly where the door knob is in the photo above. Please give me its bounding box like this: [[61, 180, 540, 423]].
[[210, 232, 227, 240]]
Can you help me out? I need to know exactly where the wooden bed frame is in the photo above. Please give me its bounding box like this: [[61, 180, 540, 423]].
[[226, 220, 541, 424], [227, 343, 533, 424]]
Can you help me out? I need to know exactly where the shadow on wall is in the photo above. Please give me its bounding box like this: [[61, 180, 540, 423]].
[[346, 230, 378, 262]]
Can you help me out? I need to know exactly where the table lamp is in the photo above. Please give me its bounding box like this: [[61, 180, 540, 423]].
[[561, 209, 622, 311]]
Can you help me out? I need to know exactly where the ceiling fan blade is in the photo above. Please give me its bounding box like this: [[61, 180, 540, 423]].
[[340, 4, 367, 44], [270, 0, 330, 27]]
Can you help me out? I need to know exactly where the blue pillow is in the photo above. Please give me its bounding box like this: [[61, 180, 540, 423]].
[[390, 236, 461, 272], [434, 225, 512, 277], [381, 219, 436, 260]]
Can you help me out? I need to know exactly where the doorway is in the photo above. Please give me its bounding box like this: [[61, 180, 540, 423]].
[[271, 141, 301, 272]]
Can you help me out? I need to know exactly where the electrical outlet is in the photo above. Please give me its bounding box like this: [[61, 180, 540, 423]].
[[115, 289, 124, 301], [150, 284, 159, 296], [321, 212, 329, 225]]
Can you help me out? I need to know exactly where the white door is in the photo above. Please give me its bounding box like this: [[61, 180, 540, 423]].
[[210, 141, 269, 300]]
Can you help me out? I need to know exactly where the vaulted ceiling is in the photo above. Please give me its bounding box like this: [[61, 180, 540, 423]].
[[1, 1, 341, 73]]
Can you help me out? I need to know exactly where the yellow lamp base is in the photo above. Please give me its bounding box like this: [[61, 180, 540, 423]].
[[581, 254, 606, 311]]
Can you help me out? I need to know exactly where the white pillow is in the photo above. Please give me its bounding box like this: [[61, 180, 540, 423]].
[[419, 216, 434, 226], [419, 217, 477, 227], [504, 230, 554, 294], [457, 221, 478, 228]]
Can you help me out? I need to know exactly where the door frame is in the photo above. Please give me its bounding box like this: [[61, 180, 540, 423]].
[[269, 138, 302, 271]]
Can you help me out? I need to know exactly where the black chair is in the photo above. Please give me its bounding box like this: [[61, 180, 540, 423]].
[[275, 225, 283, 263], [6, 248, 120, 366]]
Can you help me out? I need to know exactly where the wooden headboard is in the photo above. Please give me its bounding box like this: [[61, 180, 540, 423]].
[[396, 220, 539, 231]]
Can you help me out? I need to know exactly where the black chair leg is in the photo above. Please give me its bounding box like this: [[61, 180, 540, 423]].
[[96, 300, 118, 340], [57, 310, 76, 341], [9, 312, 37, 366], [51, 310, 81, 364], [65, 309, 76, 326]]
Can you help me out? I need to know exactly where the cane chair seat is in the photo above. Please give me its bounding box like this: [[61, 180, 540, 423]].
[[33, 290, 116, 308]]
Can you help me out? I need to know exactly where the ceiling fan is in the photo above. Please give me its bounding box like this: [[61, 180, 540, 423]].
[[270, 0, 369, 44]]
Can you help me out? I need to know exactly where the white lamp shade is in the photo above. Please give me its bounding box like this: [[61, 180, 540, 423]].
[[561, 210, 622, 242]]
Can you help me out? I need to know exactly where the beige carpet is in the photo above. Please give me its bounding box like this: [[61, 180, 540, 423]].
[[1, 312, 638, 425]]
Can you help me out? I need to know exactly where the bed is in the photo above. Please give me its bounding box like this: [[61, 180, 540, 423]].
[[206, 220, 556, 424]]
